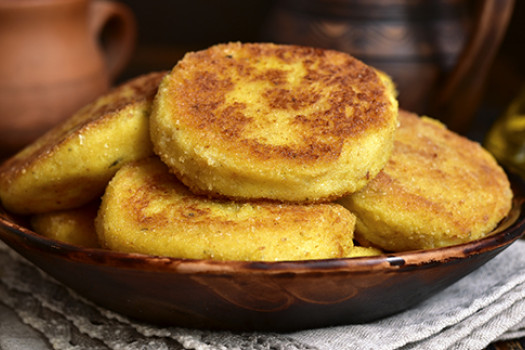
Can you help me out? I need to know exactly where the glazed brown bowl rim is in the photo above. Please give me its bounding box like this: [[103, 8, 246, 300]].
[[1, 193, 524, 276]]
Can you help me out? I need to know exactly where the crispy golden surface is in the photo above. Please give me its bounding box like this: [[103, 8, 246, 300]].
[[31, 201, 100, 248], [0, 72, 165, 214], [96, 157, 356, 261], [150, 42, 398, 202], [339, 110, 513, 251]]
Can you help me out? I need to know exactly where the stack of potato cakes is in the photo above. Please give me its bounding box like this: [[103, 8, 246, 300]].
[[0, 43, 512, 261]]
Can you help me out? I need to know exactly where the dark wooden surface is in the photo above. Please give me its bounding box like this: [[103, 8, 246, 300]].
[[488, 339, 525, 350]]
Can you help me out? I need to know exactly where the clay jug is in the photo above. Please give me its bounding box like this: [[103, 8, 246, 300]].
[[0, 0, 136, 157], [263, 0, 514, 133]]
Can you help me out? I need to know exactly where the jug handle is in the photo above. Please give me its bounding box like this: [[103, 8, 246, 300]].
[[431, 0, 514, 133], [89, 0, 137, 82]]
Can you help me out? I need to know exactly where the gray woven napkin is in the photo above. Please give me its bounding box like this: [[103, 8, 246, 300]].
[[2, 239, 525, 350]]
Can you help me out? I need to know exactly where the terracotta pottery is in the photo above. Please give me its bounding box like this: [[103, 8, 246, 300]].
[[263, 0, 515, 132], [0, 0, 136, 156]]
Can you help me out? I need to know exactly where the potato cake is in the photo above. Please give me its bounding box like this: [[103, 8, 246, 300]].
[[150, 42, 398, 202], [96, 157, 356, 261], [347, 246, 383, 258], [0, 72, 165, 214], [339, 110, 513, 251], [31, 201, 100, 248]]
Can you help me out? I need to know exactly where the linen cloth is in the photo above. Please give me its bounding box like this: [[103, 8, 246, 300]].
[[2, 239, 525, 350]]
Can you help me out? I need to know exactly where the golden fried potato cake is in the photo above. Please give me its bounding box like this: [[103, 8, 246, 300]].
[[96, 157, 356, 261], [150, 42, 398, 202], [31, 201, 99, 248], [0, 72, 165, 214], [347, 246, 383, 258], [339, 110, 513, 251]]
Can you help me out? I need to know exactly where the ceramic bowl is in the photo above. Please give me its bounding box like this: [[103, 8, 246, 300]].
[[1, 185, 524, 332]]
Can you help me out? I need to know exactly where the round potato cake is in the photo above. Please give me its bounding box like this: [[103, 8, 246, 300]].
[[338, 110, 513, 251], [0, 72, 165, 214], [96, 157, 356, 261], [31, 201, 100, 248], [150, 42, 398, 202]]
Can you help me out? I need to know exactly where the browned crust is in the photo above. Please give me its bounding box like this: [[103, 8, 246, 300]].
[[0, 71, 166, 183], [350, 109, 512, 248], [165, 42, 393, 164], [123, 163, 346, 229], [391, 110, 510, 204], [99, 157, 354, 260]]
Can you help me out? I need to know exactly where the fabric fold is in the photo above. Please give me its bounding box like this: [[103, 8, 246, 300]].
[[1, 239, 525, 350]]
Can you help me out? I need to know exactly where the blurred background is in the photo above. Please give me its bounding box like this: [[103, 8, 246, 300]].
[[118, 0, 524, 140], [0, 0, 523, 155]]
